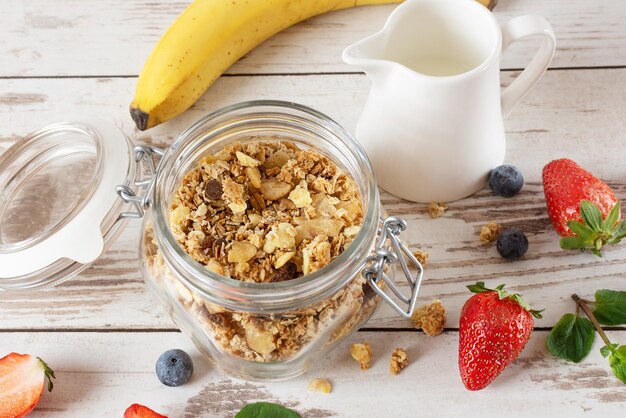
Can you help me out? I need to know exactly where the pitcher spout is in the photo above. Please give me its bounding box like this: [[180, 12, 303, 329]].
[[342, 32, 390, 74]]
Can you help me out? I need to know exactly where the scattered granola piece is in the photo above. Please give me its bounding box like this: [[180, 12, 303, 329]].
[[390, 348, 409, 375], [412, 249, 429, 266], [480, 221, 502, 244], [428, 202, 448, 218], [350, 342, 373, 370], [308, 378, 332, 394], [411, 299, 446, 336]]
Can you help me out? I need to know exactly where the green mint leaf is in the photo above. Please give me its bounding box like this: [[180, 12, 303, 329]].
[[235, 402, 301, 418], [601, 344, 619, 358], [560, 236, 588, 250], [547, 313, 595, 363], [580, 200, 603, 231], [592, 289, 626, 325], [605, 344, 626, 384], [567, 220, 594, 241], [602, 202, 621, 233]]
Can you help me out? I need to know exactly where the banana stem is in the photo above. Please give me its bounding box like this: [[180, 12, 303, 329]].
[[572, 293, 612, 346]]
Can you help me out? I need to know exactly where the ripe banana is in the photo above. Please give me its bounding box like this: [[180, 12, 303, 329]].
[[130, 0, 497, 131]]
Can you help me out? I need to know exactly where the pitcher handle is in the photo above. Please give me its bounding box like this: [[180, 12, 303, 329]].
[[500, 15, 556, 117]]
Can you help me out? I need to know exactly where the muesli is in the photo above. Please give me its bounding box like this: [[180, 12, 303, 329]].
[[143, 140, 378, 362]]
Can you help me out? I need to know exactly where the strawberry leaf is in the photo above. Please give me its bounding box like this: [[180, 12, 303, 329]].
[[609, 220, 626, 245], [602, 202, 621, 234], [560, 235, 588, 250], [567, 221, 594, 241], [467, 281, 490, 294], [466, 282, 542, 317], [580, 200, 603, 231], [37, 357, 56, 392], [561, 201, 625, 257], [547, 313, 595, 363]]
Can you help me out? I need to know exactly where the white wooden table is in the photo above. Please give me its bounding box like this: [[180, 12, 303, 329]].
[[1, 1, 626, 416]]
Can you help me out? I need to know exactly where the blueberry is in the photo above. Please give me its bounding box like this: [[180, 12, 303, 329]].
[[496, 229, 529, 260], [488, 165, 524, 197], [156, 349, 193, 387]]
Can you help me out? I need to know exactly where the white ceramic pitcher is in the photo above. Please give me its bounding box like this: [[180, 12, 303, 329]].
[[343, 0, 556, 202]]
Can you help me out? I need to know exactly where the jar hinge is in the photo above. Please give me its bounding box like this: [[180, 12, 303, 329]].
[[363, 216, 424, 319], [115, 145, 165, 220]]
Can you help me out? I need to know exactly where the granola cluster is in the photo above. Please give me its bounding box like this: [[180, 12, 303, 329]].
[[428, 202, 448, 218], [350, 342, 373, 370], [143, 140, 380, 363], [411, 299, 446, 336], [480, 221, 502, 244], [390, 348, 409, 374], [308, 378, 332, 394]]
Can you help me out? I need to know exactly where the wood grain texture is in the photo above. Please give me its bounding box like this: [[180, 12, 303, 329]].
[[1, 0, 626, 78], [1, 331, 624, 417], [1, 70, 625, 330]]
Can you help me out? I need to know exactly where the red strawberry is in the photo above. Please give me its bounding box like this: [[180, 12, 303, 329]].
[[458, 282, 542, 390], [0, 353, 55, 418], [124, 403, 168, 418], [542, 158, 625, 256]]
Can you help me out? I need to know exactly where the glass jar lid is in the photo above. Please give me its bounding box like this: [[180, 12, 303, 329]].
[[0, 119, 136, 289]]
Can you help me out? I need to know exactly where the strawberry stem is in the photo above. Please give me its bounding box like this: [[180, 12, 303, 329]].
[[572, 294, 612, 347]]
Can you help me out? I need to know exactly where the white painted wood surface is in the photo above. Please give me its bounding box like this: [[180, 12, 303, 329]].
[[2, 331, 625, 417], [1, 0, 626, 77], [1, 0, 625, 416]]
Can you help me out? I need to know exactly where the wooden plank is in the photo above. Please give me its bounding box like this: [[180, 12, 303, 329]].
[[1, 0, 626, 77], [1, 330, 624, 417], [1, 69, 626, 330]]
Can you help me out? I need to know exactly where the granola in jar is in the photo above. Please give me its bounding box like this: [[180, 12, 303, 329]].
[[143, 140, 378, 363]]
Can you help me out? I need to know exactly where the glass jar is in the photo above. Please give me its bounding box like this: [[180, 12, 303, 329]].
[[0, 100, 422, 381], [140, 101, 422, 380]]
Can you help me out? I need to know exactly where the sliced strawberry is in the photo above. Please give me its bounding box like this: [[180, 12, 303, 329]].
[[542, 159, 625, 256], [0, 353, 55, 418], [124, 403, 168, 418], [458, 282, 542, 390]]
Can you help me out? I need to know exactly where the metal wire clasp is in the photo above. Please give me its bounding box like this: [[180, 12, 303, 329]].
[[363, 216, 424, 318], [115, 145, 165, 219]]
